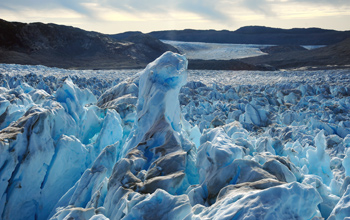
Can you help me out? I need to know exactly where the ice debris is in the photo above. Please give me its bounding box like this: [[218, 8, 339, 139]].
[[0, 77, 123, 220], [0, 52, 349, 219]]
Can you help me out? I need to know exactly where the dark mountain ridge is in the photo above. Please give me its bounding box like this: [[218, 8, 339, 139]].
[[109, 31, 143, 40], [0, 19, 178, 69], [240, 37, 350, 70], [149, 26, 350, 45], [183, 38, 350, 71], [1, 19, 349, 70]]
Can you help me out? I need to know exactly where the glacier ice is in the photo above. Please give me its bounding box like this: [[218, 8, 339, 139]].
[[0, 52, 350, 219], [102, 52, 199, 219], [0, 77, 123, 220], [328, 185, 350, 220], [162, 40, 268, 60], [192, 182, 322, 220], [307, 130, 333, 185]]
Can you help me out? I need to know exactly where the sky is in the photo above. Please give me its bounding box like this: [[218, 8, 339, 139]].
[[0, 0, 349, 34]]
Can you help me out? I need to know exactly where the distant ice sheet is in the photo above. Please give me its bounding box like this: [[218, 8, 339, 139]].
[[0, 64, 139, 81], [187, 69, 350, 87], [162, 40, 326, 60], [303, 45, 326, 50], [162, 40, 270, 60], [2, 64, 349, 90]]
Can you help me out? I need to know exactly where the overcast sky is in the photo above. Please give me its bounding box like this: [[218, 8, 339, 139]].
[[0, 0, 349, 34]]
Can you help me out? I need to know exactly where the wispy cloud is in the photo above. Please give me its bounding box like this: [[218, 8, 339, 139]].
[[0, 0, 233, 23], [291, 0, 349, 7], [178, 0, 231, 23], [2, 0, 347, 22], [59, 0, 93, 17], [1, 0, 348, 19], [240, 0, 276, 16], [0, 0, 57, 11], [0, 0, 349, 32]]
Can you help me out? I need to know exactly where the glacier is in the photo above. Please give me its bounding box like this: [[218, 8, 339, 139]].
[[161, 41, 269, 60], [161, 41, 326, 61], [0, 51, 350, 219]]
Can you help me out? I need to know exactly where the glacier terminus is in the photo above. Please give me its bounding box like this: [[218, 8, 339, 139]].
[[0, 52, 350, 219]]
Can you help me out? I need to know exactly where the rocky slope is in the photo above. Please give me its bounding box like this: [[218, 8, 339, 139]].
[[240, 38, 350, 69], [187, 59, 274, 70], [260, 45, 307, 54], [149, 26, 350, 45], [0, 19, 178, 69], [181, 38, 350, 70]]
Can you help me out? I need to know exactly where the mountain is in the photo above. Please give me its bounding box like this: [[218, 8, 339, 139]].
[[185, 39, 350, 70], [187, 59, 273, 70], [149, 26, 350, 45], [240, 38, 350, 69], [110, 32, 179, 62], [260, 45, 307, 54], [0, 19, 178, 69], [109, 31, 143, 40], [1, 19, 348, 70]]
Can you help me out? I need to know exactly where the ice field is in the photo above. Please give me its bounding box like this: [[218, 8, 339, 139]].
[[162, 40, 325, 60], [0, 52, 350, 219], [162, 40, 269, 60]]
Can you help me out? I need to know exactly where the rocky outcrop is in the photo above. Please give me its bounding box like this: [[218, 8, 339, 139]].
[[241, 38, 350, 70], [260, 45, 307, 54], [149, 26, 350, 45], [0, 19, 178, 69]]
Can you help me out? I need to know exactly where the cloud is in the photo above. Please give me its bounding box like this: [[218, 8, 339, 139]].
[[291, 0, 349, 7], [178, 0, 232, 23], [0, 0, 57, 11], [240, 0, 275, 16], [0, 0, 348, 29], [102, 0, 168, 13], [0, 0, 233, 23], [101, 0, 233, 24], [59, 0, 94, 18]]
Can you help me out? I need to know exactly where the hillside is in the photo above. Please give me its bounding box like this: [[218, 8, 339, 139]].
[[0, 19, 178, 69], [1, 19, 348, 70], [240, 38, 350, 69], [149, 26, 350, 45], [187, 59, 273, 70]]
